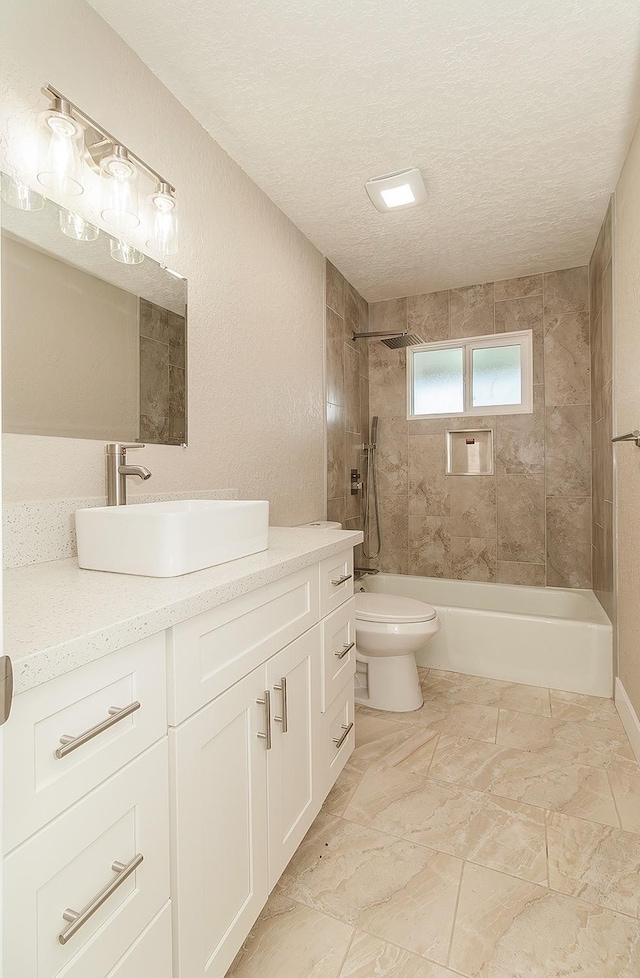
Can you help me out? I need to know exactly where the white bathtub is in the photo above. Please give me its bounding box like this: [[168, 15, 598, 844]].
[[361, 574, 613, 697]]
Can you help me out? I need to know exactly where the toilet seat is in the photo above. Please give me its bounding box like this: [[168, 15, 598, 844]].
[[355, 592, 437, 624]]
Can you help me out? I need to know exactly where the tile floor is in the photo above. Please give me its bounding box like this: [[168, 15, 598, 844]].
[[226, 669, 640, 977]]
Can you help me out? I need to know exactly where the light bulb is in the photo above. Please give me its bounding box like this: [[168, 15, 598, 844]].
[[37, 98, 84, 196], [0, 173, 45, 211], [100, 146, 140, 230], [110, 238, 144, 265], [146, 182, 178, 256], [59, 208, 99, 241]]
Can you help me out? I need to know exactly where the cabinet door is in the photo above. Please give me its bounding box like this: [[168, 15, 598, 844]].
[[266, 625, 321, 888], [170, 668, 269, 978]]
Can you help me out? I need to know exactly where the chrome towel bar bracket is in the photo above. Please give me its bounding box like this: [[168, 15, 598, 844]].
[[612, 430, 640, 447]]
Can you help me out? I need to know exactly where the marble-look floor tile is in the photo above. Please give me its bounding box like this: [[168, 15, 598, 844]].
[[352, 714, 440, 776], [449, 862, 640, 977], [423, 670, 551, 717], [607, 756, 640, 834], [496, 709, 633, 769], [343, 767, 547, 883], [359, 699, 498, 744], [338, 932, 459, 978], [278, 814, 462, 964], [226, 890, 353, 978], [550, 689, 624, 733], [322, 756, 369, 817], [429, 735, 619, 826], [546, 811, 640, 918]]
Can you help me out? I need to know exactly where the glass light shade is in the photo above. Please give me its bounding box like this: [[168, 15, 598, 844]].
[[37, 103, 84, 197], [110, 238, 144, 265], [146, 183, 178, 256], [0, 173, 45, 211], [59, 209, 99, 241], [100, 146, 140, 230]]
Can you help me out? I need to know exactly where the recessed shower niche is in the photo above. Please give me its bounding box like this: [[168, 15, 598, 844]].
[[446, 428, 494, 476]]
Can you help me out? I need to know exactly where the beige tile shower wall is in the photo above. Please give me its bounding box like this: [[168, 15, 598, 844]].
[[0, 1, 324, 526], [367, 268, 591, 587], [325, 260, 369, 563], [589, 203, 614, 621]]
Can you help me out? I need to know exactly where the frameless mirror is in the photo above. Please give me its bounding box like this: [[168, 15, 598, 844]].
[[1, 177, 187, 445]]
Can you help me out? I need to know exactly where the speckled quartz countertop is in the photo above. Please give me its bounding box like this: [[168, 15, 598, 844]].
[[5, 526, 363, 695]]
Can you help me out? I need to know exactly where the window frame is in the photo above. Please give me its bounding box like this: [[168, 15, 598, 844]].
[[406, 329, 534, 420]]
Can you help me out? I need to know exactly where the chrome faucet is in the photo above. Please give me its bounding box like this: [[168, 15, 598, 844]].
[[105, 443, 151, 506]]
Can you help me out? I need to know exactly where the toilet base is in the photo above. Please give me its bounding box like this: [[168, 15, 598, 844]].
[[355, 650, 424, 713]]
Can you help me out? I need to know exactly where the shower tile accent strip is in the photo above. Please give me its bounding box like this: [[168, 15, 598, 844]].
[[589, 200, 614, 620], [325, 260, 370, 567], [364, 267, 592, 587]]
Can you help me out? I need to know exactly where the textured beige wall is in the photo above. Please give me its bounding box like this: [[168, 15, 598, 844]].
[[613, 121, 640, 716], [0, 0, 324, 525], [2, 234, 139, 441], [589, 203, 614, 621], [365, 270, 591, 587]]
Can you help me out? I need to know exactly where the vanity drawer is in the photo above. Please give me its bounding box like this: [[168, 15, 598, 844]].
[[168, 564, 319, 724], [4, 739, 170, 978], [323, 679, 355, 793], [107, 903, 172, 978], [319, 549, 354, 618], [4, 632, 167, 853], [321, 598, 356, 712]]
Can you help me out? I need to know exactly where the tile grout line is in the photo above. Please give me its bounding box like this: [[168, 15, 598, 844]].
[[446, 859, 467, 970], [334, 925, 357, 978]]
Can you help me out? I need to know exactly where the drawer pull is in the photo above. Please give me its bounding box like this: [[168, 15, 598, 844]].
[[55, 701, 141, 759], [256, 690, 272, 749], [57, 852, 144, 946], [331, 573, 352, 587], [335, 641, 355, 660], [273, 676, 288, 733], [333, 721, 354, 750]]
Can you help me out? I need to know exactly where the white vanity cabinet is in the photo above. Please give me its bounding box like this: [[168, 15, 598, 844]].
[[3, 542, 357, 978]]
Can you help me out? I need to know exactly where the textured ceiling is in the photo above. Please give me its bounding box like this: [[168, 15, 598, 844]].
[[88, 0, 640, 300]]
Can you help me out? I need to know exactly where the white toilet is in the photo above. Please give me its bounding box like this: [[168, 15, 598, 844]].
[[355, 592, 441, 712]]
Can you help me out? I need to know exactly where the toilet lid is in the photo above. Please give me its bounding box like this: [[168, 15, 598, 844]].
[[355, 592, 437, 624]]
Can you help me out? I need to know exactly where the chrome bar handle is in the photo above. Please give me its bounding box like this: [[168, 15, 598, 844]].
[[256, 690, 272, 749], [612, 430, 640, 446], [335, 641, 355, 660], [57, 853, 143, 945], [55, 702, 141, 759], [331, 573, 352, 587], [273, 677, 288, 733], [333, 721, 354, 750]]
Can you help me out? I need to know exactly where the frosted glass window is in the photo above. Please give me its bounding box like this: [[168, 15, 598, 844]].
[[413, 347, 464, 415], [408, 329, 532, 419], [472, 344, 522, 407]]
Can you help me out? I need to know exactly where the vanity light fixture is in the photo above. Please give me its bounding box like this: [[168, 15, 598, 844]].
[[147, 181, 178, 257], [0, 173, 44, 211], [37, 96, 84, 196], [110, 238, 144, 265], [23, 86, 179, 259], [365, 167, 427, 213]]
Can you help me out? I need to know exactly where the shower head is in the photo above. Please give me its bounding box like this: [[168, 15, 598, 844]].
[[351, 330, 424, 348], [380, 333, 423, 349]]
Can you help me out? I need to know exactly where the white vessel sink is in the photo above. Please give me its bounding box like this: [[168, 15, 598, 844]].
[[76, 499, 269, 577]]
